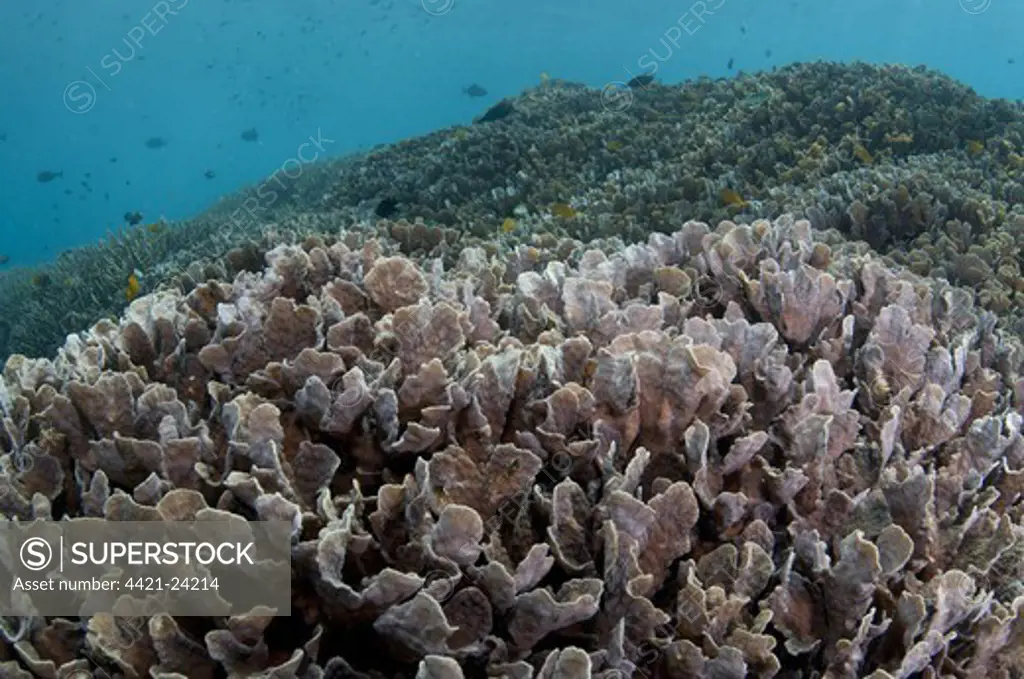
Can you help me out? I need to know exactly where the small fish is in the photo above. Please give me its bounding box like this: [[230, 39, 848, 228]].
[[501, 217, 517, 233], [0, 132, 6, 142], [146, 222, 164, 234], [606, 140, 624, 152], [765, 49, 773, 58], [31, 272, 52, 288], [204, 169, 216, 179], [1009, 58, 1016, 65], [463, 83, 488, 97], [720, 188, 749, 208], [145, 136, 167, 149], [124, 211, 143, 226], [539, 71, 551, 85], [727, 57, 735, 70], [109, 156, 118, 163], [375, 198, 398, 219], [743, 91, 772, 106], [884, 132, 914, 144], [966, 139, 984, 156], [551, 203, 577, 219], [853, 144, 874, 164], [126, 271, 141, 302], [0, 255, 9, 266], [241, 127, 259, 142], [36, 170, 63, 183], [740, 24, 747, 34], [475, 99, 515, 124], [453, 128, 469, 141], [626, 73, 655, 89]]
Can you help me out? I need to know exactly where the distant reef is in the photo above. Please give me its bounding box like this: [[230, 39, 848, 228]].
[[3, 60, 1024, 361], [2, 61, 1024, 678]]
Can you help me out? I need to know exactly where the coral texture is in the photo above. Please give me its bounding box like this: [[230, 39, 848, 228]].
[[7, 62, 1024, 360], [1, 215, 1022, 678]]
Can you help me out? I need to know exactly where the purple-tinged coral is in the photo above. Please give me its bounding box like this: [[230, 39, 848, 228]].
[[1, 216, 1023, 678]]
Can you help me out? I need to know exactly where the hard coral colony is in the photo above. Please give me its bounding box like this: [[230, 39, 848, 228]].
[[1, 61, 1024, 679], [0, 214, 1022, 678]]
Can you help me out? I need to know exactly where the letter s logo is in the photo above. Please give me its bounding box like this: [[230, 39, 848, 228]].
[[21, 538, 53, 571]]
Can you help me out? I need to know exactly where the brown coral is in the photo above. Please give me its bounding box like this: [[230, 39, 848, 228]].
[[1, 216, 1023, 679]]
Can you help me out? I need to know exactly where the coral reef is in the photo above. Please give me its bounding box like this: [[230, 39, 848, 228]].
[[2, 215, 1022, 678], [6, 62, 1024, 360]]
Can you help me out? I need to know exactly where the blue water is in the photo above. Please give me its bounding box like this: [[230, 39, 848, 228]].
[[0, 0, 1016, 268]]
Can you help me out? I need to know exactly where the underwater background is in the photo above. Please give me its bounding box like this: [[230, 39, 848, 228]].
[[5, 2, 1024, 678], [0, 0, 1020, 268]]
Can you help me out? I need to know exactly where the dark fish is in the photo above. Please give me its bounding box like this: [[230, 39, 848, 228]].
[[145, 136, 167, 149], [37, 170, 63, 183], [475, 99, 515, 124], [1009, 58, 1016, 65], [241, 127, 259, 142], [740, 24, 747, 34], [63, 189, 72, 195], [375, 198, 398, 219], [0, 133, 6, 142], [124, 211, 143, 226], [204, 169, 216, 179], [626, 74, 655, 89], [727, 57, 735, 69], [0, 255, 9, 265], [463, 83, 488, 97], [765, 49, 773, 58], [109, 156, 117, 163]]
